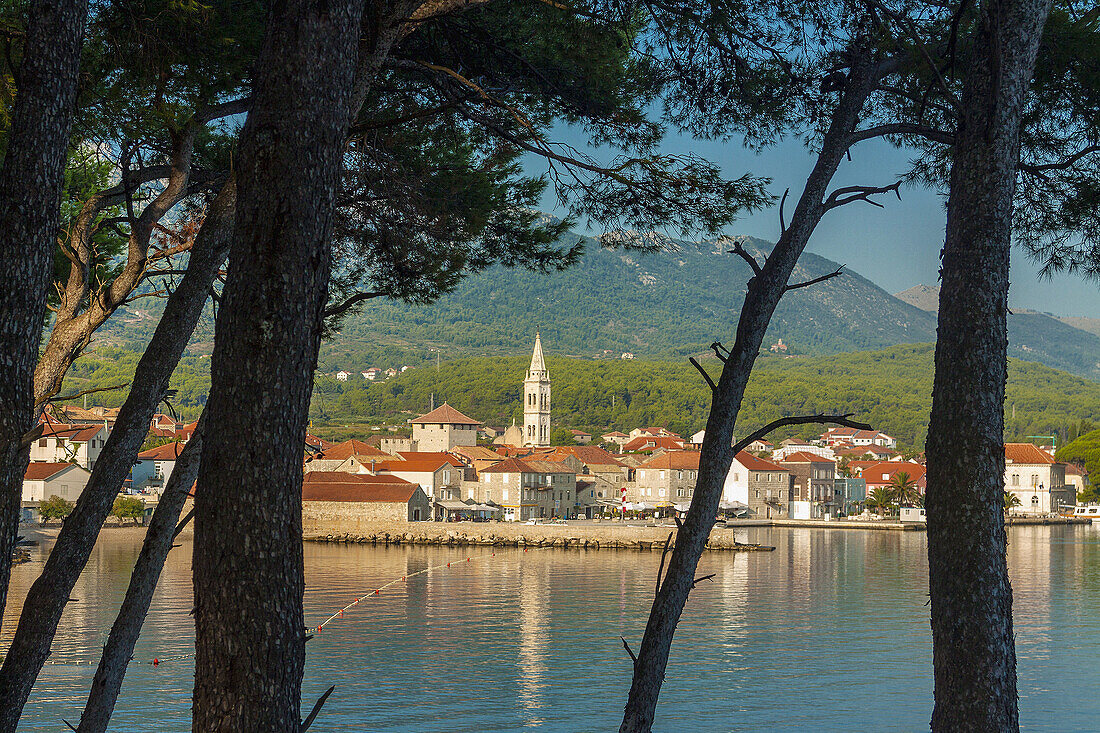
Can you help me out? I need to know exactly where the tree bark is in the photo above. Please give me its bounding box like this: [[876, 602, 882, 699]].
[[619, 51, 884, 733], [0, 180, 235, 733], [190, 2, 364, 730], [0, 0, 88, 629], [75, 421, 204, 733], [924, 0, 1052, 729]]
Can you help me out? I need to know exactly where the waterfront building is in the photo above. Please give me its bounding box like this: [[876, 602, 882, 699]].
[[523, 334, 551, 447], [302, 472, 430, 523], [478, 457, 541, 521], [409, 403, 481, 452], [723, 452, 790, 518], [634, 451, 699, 509], [780, 451, 840, 516], [131, 441, 186, 494], [22, 462, 91, 505], [1004, 443, 1074, 514]]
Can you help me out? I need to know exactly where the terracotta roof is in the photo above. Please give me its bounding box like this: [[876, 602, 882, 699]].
[[547, 445, 624, 467], [397, 451, 464, 467], [1004, 443, 1055, 465], [40, 424, 102, 442], [449, 446, 505, 461], [734, 451, 786, 471], [302, 472, 419, 502], [409, 403, 481, 425], [862, 462, 927, 485], [24, 462, 80, 481], [601, 431, 628, 438], [621, 436, 686, 453], [780, 451, 835, 464], [381, 455, 455, 472], [480, 457, 536, 474], [1065, 464, 1087, 476], [321, 440, 389, 461], [640, 451, 700, 470], [522, 460, 575, 474], [137, 442, 185, 460], [569, 429, 592, 436]]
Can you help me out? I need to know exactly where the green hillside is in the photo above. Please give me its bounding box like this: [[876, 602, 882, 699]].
[[62, 344, 1100, 451]]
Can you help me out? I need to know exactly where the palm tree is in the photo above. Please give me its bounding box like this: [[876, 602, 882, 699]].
[[889, 471, 923, 508], [866, 487, 894, 517], [1003, 491, 1021, 513]]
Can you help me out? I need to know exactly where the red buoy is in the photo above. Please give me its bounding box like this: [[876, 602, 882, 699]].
[[152, 658, 159, 667]]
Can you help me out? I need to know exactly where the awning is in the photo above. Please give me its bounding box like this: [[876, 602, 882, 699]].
[[435, 499, 470, 511]]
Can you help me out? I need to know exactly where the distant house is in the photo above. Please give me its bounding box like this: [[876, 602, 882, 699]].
[[822, 427, 897, 449], [335, 371, 351, 381], [301, 472, 430, 523], [621, 352, 635, 360], [862, 461, 927, 494], [569, 429, 592, 444], [363, 368, 381, 381], [320, 439, 390, 461], [23, 462, 92, 505], [629, 427, 681, 440], [772, 441, 834, 461], [1004, 443, 1074, 514], [409, 403, 481, 452], [1065, 463, 1089, 495], [621, 435, 687, 453], [600, 431, 629, 447], [131, 441, 186, 494], [633, 451, 699, 509], [29, 420, 108, 470], [769, 338, 788, 353], [385, 367, 398, 378]]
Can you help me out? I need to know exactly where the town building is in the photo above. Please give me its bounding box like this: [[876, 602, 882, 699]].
[[22, 462, 92, 506], [1064, 463, 1089, 496], [1004, 443, 1074, 514], [569, 429, 592, 444], [409, 403, 481, 452], [861, 461, 927, 493], [780, 451, 840, 516], [723, 452, 790, 518], [771, 440, 835, 461], [600, 431, 630, 447], [523, 334, 551, 447], [301, 472, 430, 524], [131, 441, 186, 494], [620, 435, 687, 453], [634, 451, 699, 509], [475, 457, 542, 521], [29, 420, 109, 470], [335, 371, 351, 381]]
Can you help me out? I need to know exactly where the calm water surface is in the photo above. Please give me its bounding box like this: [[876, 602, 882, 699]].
[[4, 525, 1100, 731]]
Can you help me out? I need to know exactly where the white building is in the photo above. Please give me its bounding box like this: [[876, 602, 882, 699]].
[[1004, 443, 1074, 514], [772, 443, 835, 461], [29, 422, 108, 470], [523, 333, 551, 447], [335, 371, 351, 381], [23, 462, 91, 503]]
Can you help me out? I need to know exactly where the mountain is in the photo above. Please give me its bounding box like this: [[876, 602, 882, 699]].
[[92, 229, 1100, 380], [325, 233, 939, 365], [895, 284, 1100, 379]]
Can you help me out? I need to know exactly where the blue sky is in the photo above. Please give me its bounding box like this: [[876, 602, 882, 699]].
[[531, 129, 1100, 318]]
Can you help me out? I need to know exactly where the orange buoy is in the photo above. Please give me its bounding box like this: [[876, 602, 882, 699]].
[[152, 658, 159, 667]]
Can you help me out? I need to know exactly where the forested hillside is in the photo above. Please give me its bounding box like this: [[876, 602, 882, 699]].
[[62, 344, 1100, 451]]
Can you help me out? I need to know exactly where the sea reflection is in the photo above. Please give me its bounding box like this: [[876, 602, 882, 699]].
[[5, 524, 1100, 731]]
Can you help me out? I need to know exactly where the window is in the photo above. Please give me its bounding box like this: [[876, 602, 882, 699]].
[[1031, 495, 1039, 506], [503, 489, 509, 500], [1031, 474, 1040, 488], [1011, 473, 1019, 486], [38, 438, 47, 448], [677, 470, 683, 480]]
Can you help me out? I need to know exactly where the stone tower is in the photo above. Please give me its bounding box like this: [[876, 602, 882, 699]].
[[523, 333, 551, 447]]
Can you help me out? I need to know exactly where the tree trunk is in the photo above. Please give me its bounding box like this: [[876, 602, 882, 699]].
[[190, 2, 364, 730], [924, 0, 1052, 729], [0, 0, 87, 628], [0, 181, 235, 732], [75, 421, 204, 733], [619, 52, 882, 733]]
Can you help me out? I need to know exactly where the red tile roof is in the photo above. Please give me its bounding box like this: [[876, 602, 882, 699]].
[[621, 436, 686, 453], [409, 403, 481, 425], [137, 442, 186, 460], [1004, 443, 1055, 465], [40, 424, 102, 442], [302, 472, 419, 502], [24, 462, 80, 481], [734, 451, 786, 471], [862, 462, 927, 486], [380, 455, 454, 472], [639, 451, 700, 470], [601, 431, 628, 438], [547, 445, 624, 467], [780, 451, 835, 464], [397, 451, 464, 467], [321, 440, 389, 461], [480, 457, 536, 474]]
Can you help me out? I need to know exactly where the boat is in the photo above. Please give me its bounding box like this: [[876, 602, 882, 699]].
[[1071, 504, 1100, 523]]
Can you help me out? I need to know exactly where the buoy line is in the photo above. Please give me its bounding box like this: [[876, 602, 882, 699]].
[[39, 546, 544, 667]]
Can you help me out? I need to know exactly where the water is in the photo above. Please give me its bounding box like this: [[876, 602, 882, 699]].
[[5, 525, 1100, 731]]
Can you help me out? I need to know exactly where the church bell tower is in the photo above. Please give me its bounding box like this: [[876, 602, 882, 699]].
[[523, 333, 551, 447]]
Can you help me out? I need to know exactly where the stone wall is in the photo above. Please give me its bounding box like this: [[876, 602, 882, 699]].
[[303, 498, 429, 532]]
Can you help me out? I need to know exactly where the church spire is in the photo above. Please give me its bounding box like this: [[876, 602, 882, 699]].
[[528, 331, 547, 379]]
